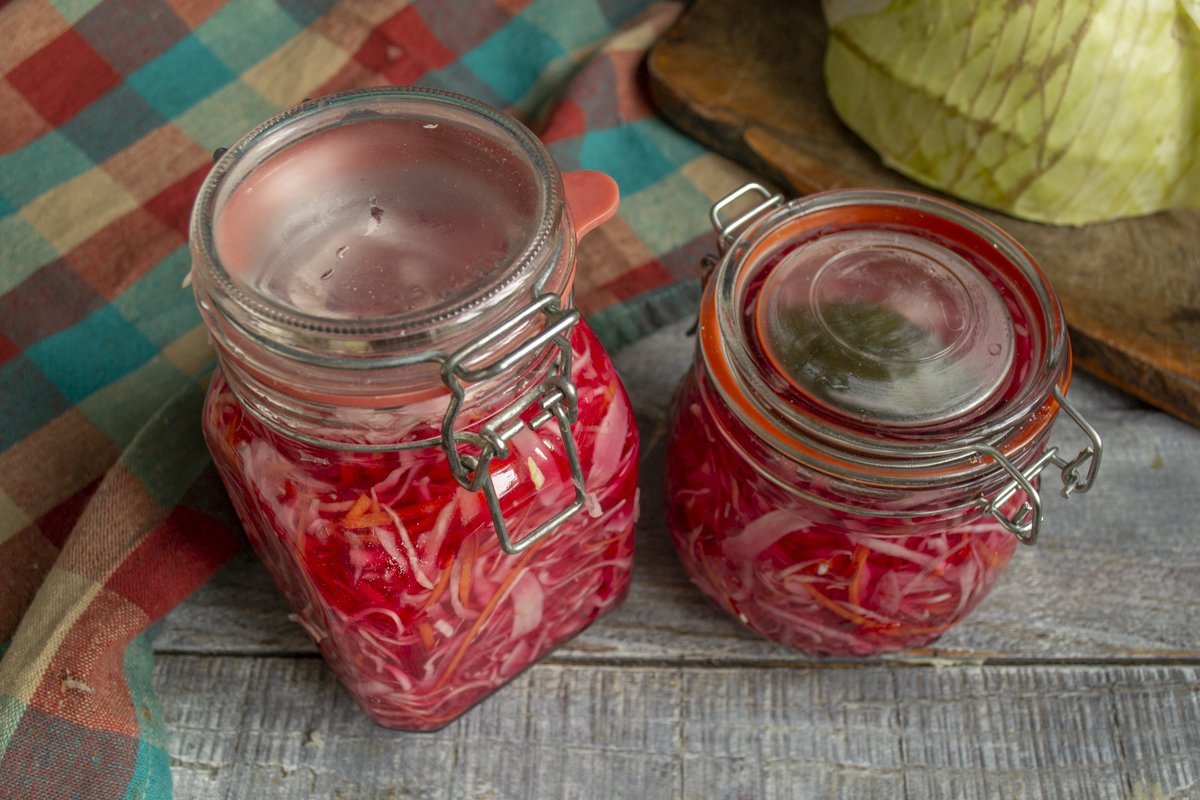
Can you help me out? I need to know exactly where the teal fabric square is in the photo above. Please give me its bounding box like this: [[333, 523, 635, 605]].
[[173, 81, 278, 153], [577, 122, 677, 195], [0, 692, 24, 767], [59, 84, 166, 164], [196, 0, 302, 73], [0, 196, 13, 217], [78, 356, 189, 448], [461, 16, 564, 104], [636, 116, 708, 166], [120, 719, 171, 800], [0, 132, 92, 207], [596, 0, 652, 27], [275, 0, 339, 26], [119, 633, 171, 800], [127, 36, 237, 119], [26, 306, 159, 402], [522, 0, 610, 51], [120, 381, 212, 507], [111, 247, 201, 348], [0, 356, 72, 452], [621, 171, 714, 255], [419, 62, 506, 109]]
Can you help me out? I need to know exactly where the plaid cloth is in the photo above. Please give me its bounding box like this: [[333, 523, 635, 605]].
[[0, 0, 756, 796]]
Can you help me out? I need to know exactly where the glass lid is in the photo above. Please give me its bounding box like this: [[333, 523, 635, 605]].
[[755, 228, 1015, 428], [701, 189, 1070, 476]]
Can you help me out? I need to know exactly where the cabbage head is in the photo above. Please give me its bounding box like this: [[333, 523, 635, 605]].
[[822, 0, 1200, 225]]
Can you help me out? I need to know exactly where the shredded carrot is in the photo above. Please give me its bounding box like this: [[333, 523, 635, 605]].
[[847, 545, 870, 608], [343, 510, 392, 528], [433, 506, 542, 691], [342, 494, 373, 524], [802, 583, 889, 631], [603, 379, 617, 404], [802, 584, 954, 638], [420, 562, 453, 611], [878, 620, 955, 638], [583, 532, 629, 553], [418, 622, 436, 651], [340, 494, 399, 528], [458, 534, 477, 610]]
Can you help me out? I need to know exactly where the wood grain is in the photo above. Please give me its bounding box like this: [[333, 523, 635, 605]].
[[645, 0, 1200, 427], [156, 656, 1200, 800]]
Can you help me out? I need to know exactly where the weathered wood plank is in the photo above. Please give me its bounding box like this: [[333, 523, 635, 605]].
[[157, 321, 1200, 663], [155, 655, 1200, 800]]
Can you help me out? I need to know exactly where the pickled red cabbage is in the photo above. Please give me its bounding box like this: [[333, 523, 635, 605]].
[[665, 365, 1022, 656], [203, 322, 639, 730]]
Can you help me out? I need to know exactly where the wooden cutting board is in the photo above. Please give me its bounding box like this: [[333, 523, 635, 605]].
[[648, 0, 1200, 427]]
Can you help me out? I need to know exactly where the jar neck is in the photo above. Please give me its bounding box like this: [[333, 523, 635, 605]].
[[699, 188, 1071, 487], [212, 321, 572, 451], [189, 88, 578, 437]]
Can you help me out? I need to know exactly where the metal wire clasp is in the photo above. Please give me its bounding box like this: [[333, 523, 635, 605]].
[[974, 386, 1103, 545], [711, 182, 784, 251], [689, 183, 785, 336], [440, 294, 586, 555]]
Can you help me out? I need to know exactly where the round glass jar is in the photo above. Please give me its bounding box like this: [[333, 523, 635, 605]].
[[190, 88, 640, 730], [665, 184, 1101, 656]]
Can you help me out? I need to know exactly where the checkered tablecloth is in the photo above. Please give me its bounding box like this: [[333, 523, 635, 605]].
[[0, 1, 757, 796]]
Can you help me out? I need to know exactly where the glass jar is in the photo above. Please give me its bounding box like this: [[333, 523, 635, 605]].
[[665, 184, 1102, 656], [190, 88, 640, 730]]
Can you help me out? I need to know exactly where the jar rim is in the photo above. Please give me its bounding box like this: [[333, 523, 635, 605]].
[[699, 188, 1071, 486], [189, 87, 566, 366]]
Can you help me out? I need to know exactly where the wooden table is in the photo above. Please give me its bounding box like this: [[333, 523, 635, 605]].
[[154, 319, 1200, 799]]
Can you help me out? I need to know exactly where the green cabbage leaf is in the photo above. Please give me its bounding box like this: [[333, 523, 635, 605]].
[[823, 0, 1200, 225]]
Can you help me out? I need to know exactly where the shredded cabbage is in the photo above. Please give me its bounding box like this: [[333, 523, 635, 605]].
[[665, 365, 1024, 656], [204, 323, 639, 730]]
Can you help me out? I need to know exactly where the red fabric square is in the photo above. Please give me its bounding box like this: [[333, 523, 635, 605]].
[[105, 506, 242, 619], [542, 99, 586, 145], [0, 526, 60, 644], [36, 478, 103, 550], [1, 699, 138, 793], [68, 208, 182, 299], [0, 80, 52, 156], [598, 258, 672, 303], [26, 590, 148, 737], [143, 164, 209, 238], [0, 332, 18, 368], [6, 29, 120, 127], [0, 259, 107, 348], [357, 6, 457, 85], [609, 49, 657, 123], [163, 0, 226, 27]]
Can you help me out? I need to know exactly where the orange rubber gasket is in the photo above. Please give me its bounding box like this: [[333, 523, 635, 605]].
[[697, 201, 1071, 485]]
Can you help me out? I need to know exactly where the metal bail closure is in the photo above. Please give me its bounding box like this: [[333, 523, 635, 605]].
[[439, 293, 587, 555], [974, 386, 1103, 545], [710, 182, 784, 251], [689, 183, 785, 337]]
